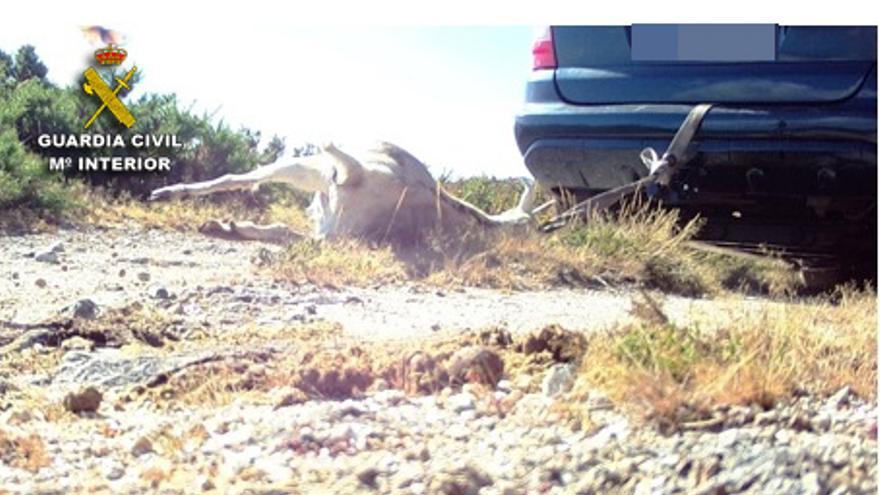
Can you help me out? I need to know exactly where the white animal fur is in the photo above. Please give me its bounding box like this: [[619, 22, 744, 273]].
[[149, 141, 537, 245]]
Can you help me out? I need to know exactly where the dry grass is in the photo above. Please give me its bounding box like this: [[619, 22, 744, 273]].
[[573, 285, 877, 429], [0, 430, 51, 472], [415, 198, 801, 296], [253, 195, 802, 296], [73, 181, 804, 296], [80, 186, 310, 233], [134, 323, 570, 410], [269, 238, 407, 286]]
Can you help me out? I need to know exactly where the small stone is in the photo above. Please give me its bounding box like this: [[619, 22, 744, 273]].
[[447, 393, 476, 413], [754, 410, 778, 426], [774, 429, 792, 445], [541, 363, 575, 397], [11, 272, 19, 280], [152, 287, 171, 299], [417, 447, 430, 462], [787, 412, 812, 431], [275, 388, 308, 408], [118, 269, 126, 277], [512, 374, 534, 392], [131, 436, 154, 457], [369, 378, 389, 392], [802, 472, 822, 495], [73, 299, 99, 320], [357, 467, 381, 489], [35, 250, 59, 263], [8, 409, 34, 425], [826, 386, 851, 409], [828, 447, 848, 468], [137, 272, 151, 282], [63, 386, 102, 414], [447, 424, 471, 440], [430, 465, 492, 495], [61, 336, 93, 352], [103, 462, 125, 481], [461, 383, 481, 396], [49, 241, 65, 253], [866, 419, 877, 440], [199, 476, 216, 491], [717, 429, 739, 449], [35, 278, 47, 288], [447, 346, 504, 387]]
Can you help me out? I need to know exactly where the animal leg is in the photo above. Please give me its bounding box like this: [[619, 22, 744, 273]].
[[149, 156, 332, 201], [198, 220, 305, 244]]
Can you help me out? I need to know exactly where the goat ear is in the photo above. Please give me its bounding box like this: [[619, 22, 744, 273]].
[[323, 142, 363, 186]]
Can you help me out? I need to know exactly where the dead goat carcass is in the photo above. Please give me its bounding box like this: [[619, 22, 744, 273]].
[[149, 142, 538, 245]]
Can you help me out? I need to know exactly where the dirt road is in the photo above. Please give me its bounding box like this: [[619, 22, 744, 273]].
[[2, 226, 781, 339], [0, 226, 874, 494]]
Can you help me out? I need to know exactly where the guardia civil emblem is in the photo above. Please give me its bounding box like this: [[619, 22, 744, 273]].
[[80, 26, 137, 129]]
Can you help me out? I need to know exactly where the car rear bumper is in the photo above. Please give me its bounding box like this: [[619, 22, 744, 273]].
[[517, 132, 876, 196], [515, 71, 876, 203]]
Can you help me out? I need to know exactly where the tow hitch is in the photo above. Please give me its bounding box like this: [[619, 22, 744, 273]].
[[541, 103, 714, 232]]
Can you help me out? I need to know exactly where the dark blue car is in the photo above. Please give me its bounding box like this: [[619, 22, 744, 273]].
[[516, 25, 876, 259]]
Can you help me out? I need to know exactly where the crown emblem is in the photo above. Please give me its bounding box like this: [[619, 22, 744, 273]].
[[94, 44, 127, 65]]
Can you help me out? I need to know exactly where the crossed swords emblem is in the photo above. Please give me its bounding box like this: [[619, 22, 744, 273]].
[[82, 66, 137, 129]]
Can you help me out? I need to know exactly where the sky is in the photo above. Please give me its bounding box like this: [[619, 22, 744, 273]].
[[0, 19, 536, 178], [1, 2, 870, 178]]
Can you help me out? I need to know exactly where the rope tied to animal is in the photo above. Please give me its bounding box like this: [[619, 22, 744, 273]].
[[540, 103, 714, 232]]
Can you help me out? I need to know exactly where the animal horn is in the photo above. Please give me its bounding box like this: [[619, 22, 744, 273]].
[[323, 143, 363, 186]]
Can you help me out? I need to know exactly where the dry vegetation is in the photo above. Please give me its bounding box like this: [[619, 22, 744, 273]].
[[84, 286, 873, 432], [570, 285, 877, 430], [0, 429, 51, 473], [55, 179, 804, 297], [265, 196, 802, 297], [5, 178, 870, 432], [79, 186, 311, 233]]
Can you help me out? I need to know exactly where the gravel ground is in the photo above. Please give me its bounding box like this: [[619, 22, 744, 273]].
[[0, 226, 875, 494], [1, 227, 782, 338]]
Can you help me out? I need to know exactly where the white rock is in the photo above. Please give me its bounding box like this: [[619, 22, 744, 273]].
[[72, 299, 99, 320], [825, 386, 851, 410], [585, 418, 630, 450], [254, 453, 293, 484], [717, 429, 740, 449], [448, 392, 476, 413], [541, 364, 575, 397], [447, 424, 471, 441], [35, 250, 59, 263], [801, 472, 822, 495], [102, 459, 125, 480]]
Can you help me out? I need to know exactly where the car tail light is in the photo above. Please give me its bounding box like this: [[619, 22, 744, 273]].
[[532, 27, 556, 70]]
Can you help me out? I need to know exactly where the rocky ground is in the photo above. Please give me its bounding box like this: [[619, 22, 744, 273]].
[[0, 226, 876, 494]]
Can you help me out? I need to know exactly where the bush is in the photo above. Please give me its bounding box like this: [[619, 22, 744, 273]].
[[0, 128, 76, 216], [0, 44, 288, 218]]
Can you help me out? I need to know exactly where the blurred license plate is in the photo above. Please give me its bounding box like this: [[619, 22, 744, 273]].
[[632, 24, 776, 62]]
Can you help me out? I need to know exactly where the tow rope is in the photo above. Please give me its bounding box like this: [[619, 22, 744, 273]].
[[541, 103, 714, 232]]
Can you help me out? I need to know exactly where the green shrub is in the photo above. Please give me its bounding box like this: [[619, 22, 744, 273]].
[[0, 44, 290, 218]]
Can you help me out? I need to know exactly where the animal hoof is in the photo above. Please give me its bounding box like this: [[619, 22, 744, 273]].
[[149, 186, 186, 201]]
